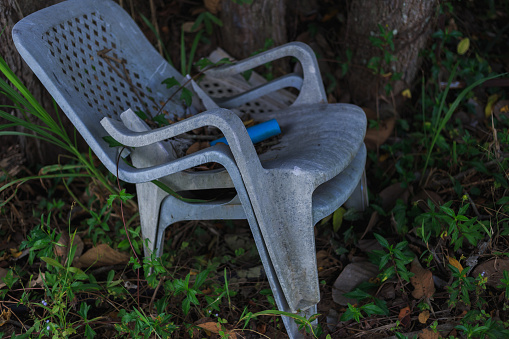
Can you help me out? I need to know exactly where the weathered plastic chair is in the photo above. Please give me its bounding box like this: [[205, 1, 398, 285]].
[[12, 0, 367, 337]]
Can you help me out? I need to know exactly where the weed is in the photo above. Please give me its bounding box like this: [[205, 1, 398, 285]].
[[369, 233, 415, 283], [367, 24, 403, 95]]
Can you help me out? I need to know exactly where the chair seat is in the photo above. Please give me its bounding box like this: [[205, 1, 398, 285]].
[[159, 103, 365, 192], [256, 103, 365, 178]]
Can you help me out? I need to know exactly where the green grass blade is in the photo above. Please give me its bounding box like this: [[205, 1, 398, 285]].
[[187, 30, 203, 75], [422, 72, 505, 180]]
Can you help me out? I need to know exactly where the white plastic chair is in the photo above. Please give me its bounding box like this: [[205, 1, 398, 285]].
[[13, 0, 367, 337]]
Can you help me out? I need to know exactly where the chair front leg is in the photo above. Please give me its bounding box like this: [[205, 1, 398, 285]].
[[135, 182, 168, 258]]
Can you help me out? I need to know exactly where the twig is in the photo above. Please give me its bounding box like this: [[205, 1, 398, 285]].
[[97, 48, 154, 117], [464, 191, 482, 219], [437, 178, 494, 194], [148, 278, 164, 313], [428, 155, 508, 189]]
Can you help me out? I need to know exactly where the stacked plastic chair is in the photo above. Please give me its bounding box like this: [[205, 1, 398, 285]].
[[13, 0, 367, 337]]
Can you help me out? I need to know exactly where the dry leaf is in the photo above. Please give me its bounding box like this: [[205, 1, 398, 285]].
[[361, 211, 379, 240], [0, 309, 11, 327], [332, 262, 379, 306], [418, 310, 430, 324], [186, 141, 210, 155], [196, 320, 237, 339], [447, 256, 464, 276], [379, 182, 409, 210], [398, 306, 411, 327], [204, 0, 221, 14], [419, 328, 441, 339], [10, 248, 22, 258], [472, 258, 509, 288], [182, 21, 198, 33], [72, 234, 85, 264], [257, 323, 267, 334], [76, 244, 129, 268], [54, 232, 70, 259], [0, 268, 7, 289], [317, 250, 341, 273], [28, 273, 45, 288], [363, 106, 395, 150], [55, 233, 84, 266], [410, 258, 435, 299], [494, 100, 509, 121]]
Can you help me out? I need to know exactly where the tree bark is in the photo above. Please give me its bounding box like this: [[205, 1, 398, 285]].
[[0, 0, 66, 165], [345, 0, 438, 110], [219, 0, 287, 60]]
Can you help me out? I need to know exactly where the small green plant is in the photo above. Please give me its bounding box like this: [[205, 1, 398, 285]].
[[367, 24, 402, 95], [456, 310, 509, 338], [497, 270, 509, 298], [369, 233, 414, 283], [115, 307, 178, 338], [170, 270, 209, 315], [340, 302, 387, 322], [416, 200, 490, 251], [447, 264, 474, 308]]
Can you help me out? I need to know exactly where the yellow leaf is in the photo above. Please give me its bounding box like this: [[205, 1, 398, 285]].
[[402, 89, 412, 99], [485, 94, 499, 118], [457, 38, 470, 55], [448, 256, 464, 276]]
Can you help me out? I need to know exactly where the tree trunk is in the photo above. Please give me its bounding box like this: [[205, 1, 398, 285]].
[[0, 0, 66, 165], [345, 0, 437, 111], [219, 0, 287, 62]]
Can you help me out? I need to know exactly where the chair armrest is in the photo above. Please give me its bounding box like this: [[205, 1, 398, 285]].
[[101, 108, 263, 183], [205, 42, 327, 105], [214, 74, 303, 109]]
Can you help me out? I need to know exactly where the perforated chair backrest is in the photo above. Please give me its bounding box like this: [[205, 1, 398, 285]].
[[13, 0, 185, 174]]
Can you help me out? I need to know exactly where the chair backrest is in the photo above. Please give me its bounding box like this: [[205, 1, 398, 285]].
[[13, 0, 184, 173]]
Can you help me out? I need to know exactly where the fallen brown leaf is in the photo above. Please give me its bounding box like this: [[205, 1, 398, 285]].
[[0, 309, 11, 327], [316, 250, 341, 273], [28, 273, 45, 288], [332, 262, 379, 306], [472, 258, 509, 288], [195, 320, 237, 339], [398, 306, 411, 327], [419, 328, 441, 339], [0, 268, 7, 289], [379, 182, 409, 210], [410, 258, 435, 299], [418, 310, 430, 324], [54, 233, 84, 266], [494, 100, 509, 121], [363, 106, 396, 150], [186, 141, 210, 155], [204, 0, 221, 14], [75, 244, 129, 268], [54, 232, 70, 258]]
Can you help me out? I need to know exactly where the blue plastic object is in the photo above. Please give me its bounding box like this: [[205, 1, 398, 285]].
[[210, 119, 281, 146]]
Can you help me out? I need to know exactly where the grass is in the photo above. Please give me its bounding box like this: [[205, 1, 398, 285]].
[[1, 1, 509, 338]]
